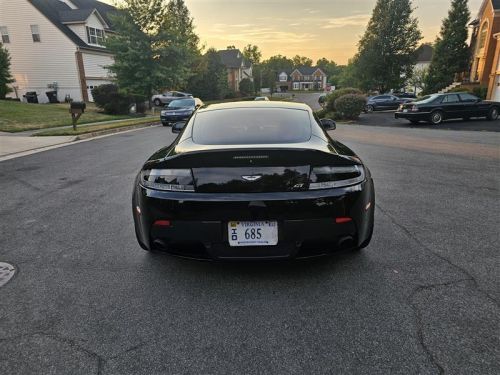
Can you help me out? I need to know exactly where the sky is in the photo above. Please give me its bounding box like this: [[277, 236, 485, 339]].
[[102, 0, 484, 65]]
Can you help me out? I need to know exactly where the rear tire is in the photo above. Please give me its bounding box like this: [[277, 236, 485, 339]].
[[487, 106, 499, 121], [429, 110, 444, 125], [154, 99, 162, 107], [366, 105, 374, 113]]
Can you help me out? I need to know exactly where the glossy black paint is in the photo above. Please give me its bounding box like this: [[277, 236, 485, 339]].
[[395, 92, 500, 124], [133, 102, 375, 260], [160, 98, 203, 126]]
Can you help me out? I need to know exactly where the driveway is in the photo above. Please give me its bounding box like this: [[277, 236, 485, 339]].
[[1, 124, 498, 374]]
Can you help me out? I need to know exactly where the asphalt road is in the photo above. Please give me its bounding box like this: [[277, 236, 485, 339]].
[[1, 125, 499, 374]]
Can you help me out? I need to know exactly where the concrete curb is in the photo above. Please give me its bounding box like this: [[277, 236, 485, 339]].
[[74, 121, 160, 140]]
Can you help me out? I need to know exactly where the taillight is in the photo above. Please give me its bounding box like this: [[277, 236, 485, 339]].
[[309, 165, 365, 190], [140, 169, 195, 192]]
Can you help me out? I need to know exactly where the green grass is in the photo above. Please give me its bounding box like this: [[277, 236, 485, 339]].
[[34, 117, 158, 136], [0, 100, 131, 132]]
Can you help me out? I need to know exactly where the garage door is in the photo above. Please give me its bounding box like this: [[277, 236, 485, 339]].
[[86, 80, 112, 102]]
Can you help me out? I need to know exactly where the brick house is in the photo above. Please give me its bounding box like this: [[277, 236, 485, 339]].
[[276, 67, 327, 92], [469, 0, 500, 100], [217, 49, 253, 92]]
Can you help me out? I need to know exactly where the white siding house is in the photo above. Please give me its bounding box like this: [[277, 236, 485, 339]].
[[0, 0, 116, 103]]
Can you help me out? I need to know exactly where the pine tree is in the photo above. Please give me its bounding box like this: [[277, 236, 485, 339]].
[[0, 42, 14, 99], [354, 0, 422, 92], [424, 0, 470, 94]]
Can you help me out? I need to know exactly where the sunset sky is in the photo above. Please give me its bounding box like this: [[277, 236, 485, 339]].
[[103, 0, 484, 64]]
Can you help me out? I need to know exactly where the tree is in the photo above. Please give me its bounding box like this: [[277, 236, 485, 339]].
[[226, 45, 236, 49], [316, 58, 344, 85], [186, 48, 228, 100], [238, 78, 254, 96], [243, 44, 262, 64], [408, 67, 428, 94], [292, 55, 313, 67], [260, 55, 294, 89], [105, 0, 200, 100], [353, 0, 422, 92], [424, 0, 470, 93], [0, 42, 14, 99]]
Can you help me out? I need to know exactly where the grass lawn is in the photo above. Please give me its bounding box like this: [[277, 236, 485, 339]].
[[34, 117, 159, 136], [0, 100, 131, 132]]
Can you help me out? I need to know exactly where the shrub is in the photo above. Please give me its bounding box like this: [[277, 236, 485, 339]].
[[325, 87, 363, 112], [91, 84, 132, 114], [239, 78, 254, 96], [334, 94, 367, 120], [472, 86, 488, 99], [448, 86, 471, 93]]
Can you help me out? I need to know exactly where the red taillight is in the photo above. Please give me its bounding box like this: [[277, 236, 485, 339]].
[[335, 217, 352, 224], [153, 220, 171, 227]]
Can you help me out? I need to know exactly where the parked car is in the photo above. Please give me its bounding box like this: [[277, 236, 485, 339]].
[[160, 98, 203, 126], [132, 101, 375, 260], [152, 91, 192, 107], [395, 92, 500, 125], [365, 95, 413, 112], [254, 96, 270, 101]]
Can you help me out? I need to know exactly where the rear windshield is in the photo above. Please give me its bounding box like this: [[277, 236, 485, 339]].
[[192, 108, 312, 145], [414, 95, 439, 104]]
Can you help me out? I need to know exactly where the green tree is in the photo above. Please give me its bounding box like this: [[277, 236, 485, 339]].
[[316, 58, 345, 86], [260, 55, 294, 89], [354, 0, 422, 92], [424, 0, 470, 93], [105, 0, 200, 100], [408, 67, 428, 94], [0, 42, 14, 99], [243, 44, 262, 64], [239, 78, 254, 96], [292, 55, 313, 67], [187, 48, 228, 100]]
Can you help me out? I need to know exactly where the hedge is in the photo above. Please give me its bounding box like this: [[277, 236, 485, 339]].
[[334, 94, 367, 120]]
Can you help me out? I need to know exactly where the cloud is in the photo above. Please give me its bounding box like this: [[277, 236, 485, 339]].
[[321, 14, 370, 29]]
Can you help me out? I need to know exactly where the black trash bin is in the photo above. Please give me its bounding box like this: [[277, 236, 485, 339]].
[[24, 91, 39, 104], [46, 91, 59, 103]]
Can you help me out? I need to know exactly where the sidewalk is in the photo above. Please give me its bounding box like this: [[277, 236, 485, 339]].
[[0, 134, 76, 157]]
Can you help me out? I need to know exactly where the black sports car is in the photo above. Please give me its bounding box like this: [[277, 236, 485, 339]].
[[160, 98, 204, 126], [395, 92, 500, 124], [132, 102, 375, 260]]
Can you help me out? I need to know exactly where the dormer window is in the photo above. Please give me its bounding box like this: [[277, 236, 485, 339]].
[[279, 72, 288, 82], [86, 26, 104, 46]]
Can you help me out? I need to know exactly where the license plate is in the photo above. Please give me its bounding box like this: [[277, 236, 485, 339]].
[[228, 221, 278, 247], [403, 109, 408, 113]]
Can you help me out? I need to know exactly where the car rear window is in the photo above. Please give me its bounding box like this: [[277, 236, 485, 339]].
[[168, 99, 194, 107], [192, 108, 311, 145]]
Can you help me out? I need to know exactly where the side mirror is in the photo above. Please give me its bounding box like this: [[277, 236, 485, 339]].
[[172, 121, 186, 134], [320, 118, 336, 130]]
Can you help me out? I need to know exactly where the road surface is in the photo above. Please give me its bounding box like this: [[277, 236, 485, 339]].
[[1, 124, 499, 374]]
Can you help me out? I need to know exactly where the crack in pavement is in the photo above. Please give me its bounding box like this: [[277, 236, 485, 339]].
[[376, 202, 499, 374]]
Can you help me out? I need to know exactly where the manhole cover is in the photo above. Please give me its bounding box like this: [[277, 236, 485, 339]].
[[0, 262, 16, 287]]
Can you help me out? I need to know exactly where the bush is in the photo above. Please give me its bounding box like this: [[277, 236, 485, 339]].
[[91, 84, 132, 115], [239, 78, 254, 96], [472, 86, 488, 100], [325, 87, 363, 112], [334, 94, 367, 120]]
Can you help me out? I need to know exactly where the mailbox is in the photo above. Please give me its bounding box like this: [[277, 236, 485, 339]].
[[70, 101, 86, 114]]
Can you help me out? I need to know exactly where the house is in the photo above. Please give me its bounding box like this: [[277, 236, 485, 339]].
[[415, 44, 433, 72], [276, 67, 327, 92], [468, 0, 500, 100], [217, 49, 253, 92], [0, 0, 117, 103]]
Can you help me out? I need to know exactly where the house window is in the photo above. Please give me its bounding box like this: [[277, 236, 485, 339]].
[[30, 25, 41, 42], [279, 73, 288, 82], [478, 22, 488, 50], [293, 82, 299, 90], [86, 27, 105, 46], [0, 26, 10, 43]]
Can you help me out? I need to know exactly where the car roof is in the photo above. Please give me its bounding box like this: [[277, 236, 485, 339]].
[[198, 101, 311, 113]]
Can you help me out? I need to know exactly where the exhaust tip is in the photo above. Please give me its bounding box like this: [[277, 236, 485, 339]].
[[152, 239, 168, 251]]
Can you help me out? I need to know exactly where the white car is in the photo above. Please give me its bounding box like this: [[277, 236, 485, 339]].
[[152, 91, 192, 106], [254, 96, 270, 101]]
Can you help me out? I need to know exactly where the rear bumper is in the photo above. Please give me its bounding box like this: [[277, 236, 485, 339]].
[[395, 111, 430, 120], [160, 114, 190, 123], [132, 177, 375, 260]]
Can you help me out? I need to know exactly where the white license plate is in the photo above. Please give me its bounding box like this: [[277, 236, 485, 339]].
[[228, 221, 278, 247], [403, 109, 408, 113]]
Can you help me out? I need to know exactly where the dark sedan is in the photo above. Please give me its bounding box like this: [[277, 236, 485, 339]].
[[160, 98, 204, 126], [132, 102, 375, 260], [395, 92, 500, 124], [365, 95, 413, 112]]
